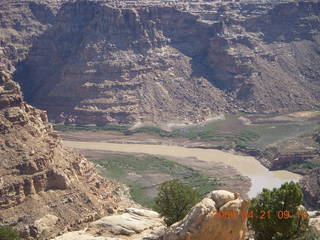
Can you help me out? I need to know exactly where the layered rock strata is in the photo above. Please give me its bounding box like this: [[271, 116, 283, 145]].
[[0, 0, 319, 125], [0, 71, 130, 239]]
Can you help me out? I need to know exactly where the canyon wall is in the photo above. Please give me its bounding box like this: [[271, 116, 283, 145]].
[[0, 71, 131, 239], [1, 0, 319, 125]]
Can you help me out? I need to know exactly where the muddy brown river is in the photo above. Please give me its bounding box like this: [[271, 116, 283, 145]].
[[62, 140, 301, 198]]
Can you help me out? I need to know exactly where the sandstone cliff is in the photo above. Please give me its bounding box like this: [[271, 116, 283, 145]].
[[1, 0, 319, 125], [0, 71, 131, 239]]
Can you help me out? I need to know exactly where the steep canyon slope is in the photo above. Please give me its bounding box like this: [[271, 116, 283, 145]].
[[1, 0, 319, 125], [0, 69, 250, 240], [0, 71, 130, 239]]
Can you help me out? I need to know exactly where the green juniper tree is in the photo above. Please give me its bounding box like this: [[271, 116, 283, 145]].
[[154, 180, 200, 226], [249, 182, 309, 240]]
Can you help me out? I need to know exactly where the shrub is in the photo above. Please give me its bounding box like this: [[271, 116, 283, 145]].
[[249, 182, 308, 240], [154, 180, 200, 226], [0, 226, 21, 240]]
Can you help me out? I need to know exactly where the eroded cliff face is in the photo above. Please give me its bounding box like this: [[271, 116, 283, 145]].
[[2, 0, 320, 125], [13, 1, 229, 125], [205, 1, 320, 111], [0, 71, 130, 239], [0, 0, 56, 72]]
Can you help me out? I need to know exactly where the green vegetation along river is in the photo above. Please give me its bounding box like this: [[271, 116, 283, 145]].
[[62, 141, 301, 198]]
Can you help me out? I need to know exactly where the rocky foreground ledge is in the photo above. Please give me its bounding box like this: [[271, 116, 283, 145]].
[[53, 190, 249, 240]]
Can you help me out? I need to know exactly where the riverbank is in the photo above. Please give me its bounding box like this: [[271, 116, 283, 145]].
[[75, 149, 250, 207], [62, 140, 301, 199], [57, 110, 320, 173], [57, 110, 319, 207]]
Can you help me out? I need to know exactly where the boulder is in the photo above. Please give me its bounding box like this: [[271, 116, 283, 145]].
[[162, 190, 249, 240], [206, 190, 237, 209]]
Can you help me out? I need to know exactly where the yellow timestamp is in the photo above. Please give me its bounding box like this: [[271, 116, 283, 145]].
[[212, 209, 308, 220]]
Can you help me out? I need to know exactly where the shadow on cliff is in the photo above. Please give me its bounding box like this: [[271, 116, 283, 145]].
[[14, 1, 102, 113], [14, 0, 227, 111], [158, 8, 227, 90]]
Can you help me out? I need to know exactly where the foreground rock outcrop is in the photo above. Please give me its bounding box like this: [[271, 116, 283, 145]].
[[0, 71, 131, 239], [163, 190, 249, 240], [53, 208, 166, 240], [1, 0, 319, 125], [52, 190, 249, 240]]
